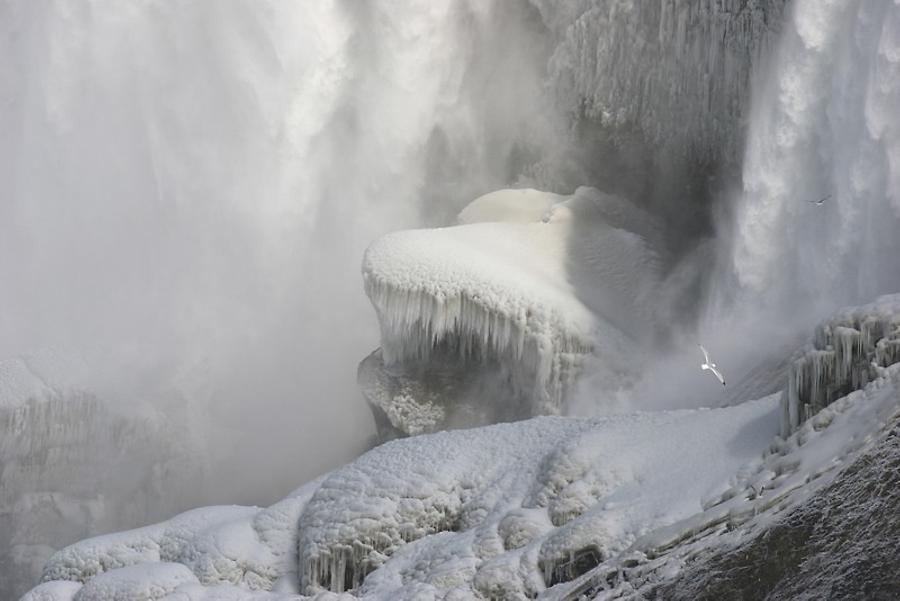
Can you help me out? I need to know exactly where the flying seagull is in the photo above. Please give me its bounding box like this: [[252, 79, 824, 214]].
[[699, 344, 726, 386], [808, 194, 830, 206]]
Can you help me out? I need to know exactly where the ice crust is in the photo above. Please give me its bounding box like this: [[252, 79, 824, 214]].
[[360, 187, 662, 437]]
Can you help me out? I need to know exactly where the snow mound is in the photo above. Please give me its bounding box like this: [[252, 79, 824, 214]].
[[784, 294, 900, 434], [19, 580, 82, 601], [456, 188, 566, 224], [38, 477, 325, 598], [74, 563, 199, 600], [360, 187, 662, 438]]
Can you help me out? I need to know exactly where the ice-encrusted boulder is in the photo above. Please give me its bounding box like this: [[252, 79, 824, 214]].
[[359, 187, 664, 440], [782, 294, 900, 435]]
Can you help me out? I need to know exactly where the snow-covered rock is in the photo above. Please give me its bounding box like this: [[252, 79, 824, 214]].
[[359, 187, 664, 440]]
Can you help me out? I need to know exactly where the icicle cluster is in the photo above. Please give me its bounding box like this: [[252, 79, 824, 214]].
[[782, 295, 900, 434], [363, 274, 592, 419]]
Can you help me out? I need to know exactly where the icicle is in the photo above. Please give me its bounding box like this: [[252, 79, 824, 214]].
[[362, 273, 594, 415], [782, 295, 900, 435]]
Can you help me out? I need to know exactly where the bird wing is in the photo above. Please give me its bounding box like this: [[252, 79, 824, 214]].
[[710, 365, 726, 386], [699, 344, 711, 364]]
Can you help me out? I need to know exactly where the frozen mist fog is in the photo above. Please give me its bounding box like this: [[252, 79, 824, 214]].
[[4, 0, 900, 599]]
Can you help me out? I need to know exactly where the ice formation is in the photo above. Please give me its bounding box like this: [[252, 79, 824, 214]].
[[359, 187, 664, 438], [783, 294, 900, 435]]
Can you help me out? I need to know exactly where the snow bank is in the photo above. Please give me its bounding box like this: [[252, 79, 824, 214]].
[[360, 187, 662, 438]]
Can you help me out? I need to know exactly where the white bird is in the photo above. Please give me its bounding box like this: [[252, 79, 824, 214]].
[[808, 194, 830, 206], [699, 344, 726, 386]]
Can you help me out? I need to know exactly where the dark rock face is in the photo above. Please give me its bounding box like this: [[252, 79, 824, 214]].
[[649, 422, 900, 601]]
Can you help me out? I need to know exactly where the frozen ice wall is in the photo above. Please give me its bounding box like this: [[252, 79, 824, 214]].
[[532, 0, 787, 241], [726, 0, 900, 314]]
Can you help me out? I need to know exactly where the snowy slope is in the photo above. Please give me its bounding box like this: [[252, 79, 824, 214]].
[[558, 363, 900, 600]]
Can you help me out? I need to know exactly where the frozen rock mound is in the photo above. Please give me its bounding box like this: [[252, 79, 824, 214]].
[[783, 294, 900, 435], [359, 187, 664, 440]]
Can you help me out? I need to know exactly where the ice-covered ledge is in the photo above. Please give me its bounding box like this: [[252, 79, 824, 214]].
[[782, 294, 900, 435], [360, 188, 662, 438]]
